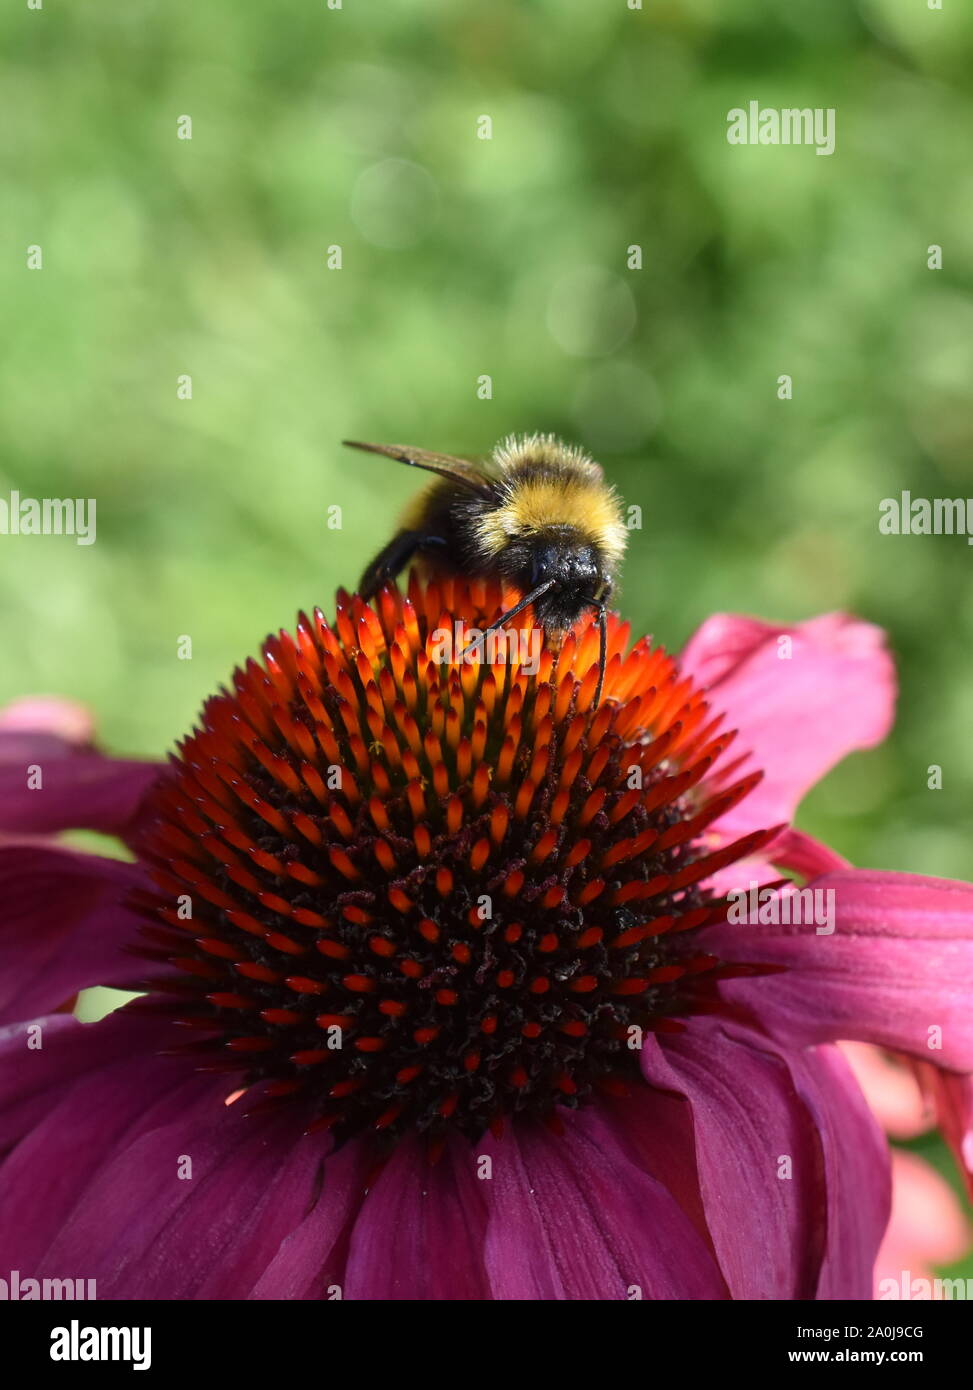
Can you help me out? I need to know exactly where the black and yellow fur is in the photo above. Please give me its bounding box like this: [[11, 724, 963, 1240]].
[[345, 434, 628, 704]]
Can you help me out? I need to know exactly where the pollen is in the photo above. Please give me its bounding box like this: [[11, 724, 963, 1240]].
[[131, 574, 774, 1147]]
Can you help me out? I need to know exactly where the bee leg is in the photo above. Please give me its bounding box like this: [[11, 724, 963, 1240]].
[[358, 531, 446, 601], [589, 601, 608, 709]]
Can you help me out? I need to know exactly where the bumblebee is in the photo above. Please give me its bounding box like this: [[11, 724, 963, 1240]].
[[345, 433, 628, 706]]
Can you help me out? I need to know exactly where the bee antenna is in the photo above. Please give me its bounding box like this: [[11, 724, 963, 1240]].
[[460, 581, 556, 662]]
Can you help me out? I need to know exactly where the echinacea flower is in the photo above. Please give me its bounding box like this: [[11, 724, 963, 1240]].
[[1, 576, 971, 1300]]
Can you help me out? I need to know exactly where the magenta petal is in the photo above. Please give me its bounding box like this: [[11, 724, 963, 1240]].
[[641, 1024, 828, 1298], [248, 1140, 374, 1300], [0, 1011, 165, 1157], [181, 1117, 337, 1301], [679, 612, 895, 834], [1, 1009, 360, 1300], [4, 1015, 325, 1298], [0, 846, 147, 1024], [0, 730, 162, 840], [772, 828, 850, 879], [343, 1135, 490, 1299], [702, 869, 973, 1069], [40, 1099, 325, 1300], [786, 1043, 890, 1298], [588, 1083, 717, 1252], [0, 1010, 203, 1269], [478, 1108, 727, 1299]]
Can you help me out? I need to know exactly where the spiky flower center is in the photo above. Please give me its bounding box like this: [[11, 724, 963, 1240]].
[[134, 577, 770, 1148]]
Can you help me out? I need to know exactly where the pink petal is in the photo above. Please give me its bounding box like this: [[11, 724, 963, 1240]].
[[786, 1042, 891, 1299], [1, 1008, 331, 1298], [839, 1043, 931, 1139], [343, 1135, 490, 1299], [477, 1106, 727, 1300], [875, 1150, 971, 1292], [247, 1140, 375, 1300], [0, 1012, 162, 1157], [0, 846, 149, 1025], [773, 827, 850, 879], [590, 1083, 715, 1252], [913, 1062, 973, 1201], [0, 1010, 201, 1268], [680, 612, 895, 835], [0, 729, 162, 841], [641, 1023, 886, 1298], [701, 870, 973, 1070], [0, 696, 95, 744]]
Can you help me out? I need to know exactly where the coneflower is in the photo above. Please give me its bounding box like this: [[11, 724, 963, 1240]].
[[0, 580, 970, 1301], [132, 575, 774, 1152]]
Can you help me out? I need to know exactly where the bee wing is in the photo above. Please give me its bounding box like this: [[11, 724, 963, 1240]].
[[342, 440, 493, 492]]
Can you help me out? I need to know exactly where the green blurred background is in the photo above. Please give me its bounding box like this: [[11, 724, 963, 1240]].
[[1, 0, 971, 1263]]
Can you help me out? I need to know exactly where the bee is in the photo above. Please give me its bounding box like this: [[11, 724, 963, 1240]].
[[344, 433, 628, 706]]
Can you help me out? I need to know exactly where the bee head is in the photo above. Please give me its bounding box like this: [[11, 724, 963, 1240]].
[[519, 527, 606, 633]]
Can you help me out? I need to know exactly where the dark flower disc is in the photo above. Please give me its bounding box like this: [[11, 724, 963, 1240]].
[[131, 576, 774, 1149]]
